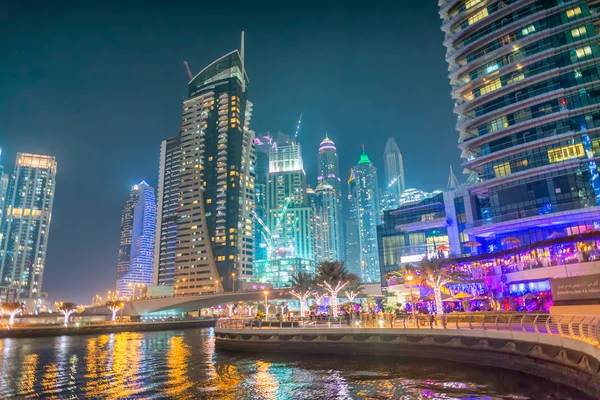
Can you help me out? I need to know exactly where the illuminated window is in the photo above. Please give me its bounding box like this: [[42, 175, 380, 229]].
[[465, 0, 482, 9], [480, 78, 502, 95], [217, 256, 225, 261], [571, 26, 587, 38], [488, 116, 508, 132], [206, 199, 212, 204], [566, 7, 582, 18], [519, 159, 529, 167], [493, 162, 511, 177], [575, 46, 592, 58], [468, 8, 488, 25], [507, 73, 524, 84], [547, 144, 585, 163], [484, 63, 498, 74], [521, 25, 535, 36]]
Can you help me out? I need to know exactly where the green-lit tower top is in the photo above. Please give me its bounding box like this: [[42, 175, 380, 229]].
[[358, 145, 371, 165]]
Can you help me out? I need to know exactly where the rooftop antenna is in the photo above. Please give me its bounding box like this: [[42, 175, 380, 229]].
[[294, 113, 303, 142], [183, 61, 193, 81], [241, 31, 246, 92]]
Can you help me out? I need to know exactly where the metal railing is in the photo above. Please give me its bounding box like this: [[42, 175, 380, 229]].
[[215, 313, 600, 347]]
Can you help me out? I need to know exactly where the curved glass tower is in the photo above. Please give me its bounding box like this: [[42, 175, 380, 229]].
[[440, 0, 600, 247]]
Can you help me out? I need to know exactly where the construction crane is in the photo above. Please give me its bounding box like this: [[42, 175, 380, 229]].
[[183, 61, 193, 81]]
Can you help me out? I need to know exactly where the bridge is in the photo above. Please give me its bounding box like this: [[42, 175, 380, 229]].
[[82, 290, 293, 318], [215, 313, 600, 398]]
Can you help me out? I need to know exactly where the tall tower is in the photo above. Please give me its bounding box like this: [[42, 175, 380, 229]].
[[0, 153, 57, 300], [253, 133, 273, 265], [116, 181, 156, 299], [317, 133, 345, 261], [348, 147, 380, 283], [439, 0, 600, 247], [0, 148, 8, 238], [383, 137, 405, 201], [314, 181, 343, 262], [175, 37, 254, 294], [153, 136, 181, 286]]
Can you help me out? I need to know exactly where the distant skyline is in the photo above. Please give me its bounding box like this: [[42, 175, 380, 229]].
[[1, 1, 460, 303]]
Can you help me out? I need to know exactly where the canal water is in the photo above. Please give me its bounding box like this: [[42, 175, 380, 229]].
[[0, 328, 590, 399]]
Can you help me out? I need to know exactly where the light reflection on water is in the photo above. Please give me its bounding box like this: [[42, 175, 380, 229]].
[[0, 328, 590, 399]]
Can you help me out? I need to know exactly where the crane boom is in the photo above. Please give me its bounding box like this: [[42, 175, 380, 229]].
[[183, 61, 193, 81]]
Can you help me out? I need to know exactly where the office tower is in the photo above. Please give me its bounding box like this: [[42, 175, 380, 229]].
[[0, 148, 8, 239], [265, 140, 314, 287], [253, 133, 272, 265], [380, 188, 398, 215], [153, 136, 181, 286], [345, 220, 361, 277], [116, 181, 156, 299], [348, 147, 380, 283], [440, 0, 600, 248], [313, 181, 343, 262], [0, 154, 56, 300], [317, 133, 345, 261], [383, 137, 405, 201], [175, 37, 255, 294]]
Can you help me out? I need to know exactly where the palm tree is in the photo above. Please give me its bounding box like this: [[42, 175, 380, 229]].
[[415, 256, 462, 316], [106, 300, 124, 322], [316, 261, 359, 317], [1, 302, 23, 326], [57, 302, 78, 325], [289, 272, 315, 318]]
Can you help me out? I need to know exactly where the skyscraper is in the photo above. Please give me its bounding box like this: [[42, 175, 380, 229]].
[[174, 37, 255, 294], [116, 181, 156, 299], [383, 137, 405, 201], [316, 133, 345, 261], [440, 0, 600, 248], [252, 133, 273, 265], [0, 153, 56, 300], [153, 136, 180, 286], [0, 148, 8, 239], [348, 147, 381, 283]]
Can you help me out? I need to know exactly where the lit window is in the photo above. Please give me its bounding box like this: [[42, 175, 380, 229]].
[[571, 26, 587, 38], [488, 116, 508, 133], [547, 144, 585, 163], [507, 73, 524, 84], [493, 162, 511, 177], [566, 7, 582, 18], [575, 46, 592, 58], [521, 25, 535, 36], [484, 63, 498, 74], [480, 78, 502, 95], [465, 0, 482, 9], [468, 8, 488, 25]]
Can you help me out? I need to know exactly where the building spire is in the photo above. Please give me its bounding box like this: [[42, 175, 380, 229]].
[[447, 165, 461, 190], [358, 145, 371, 165], [241, 31, 246, 93]]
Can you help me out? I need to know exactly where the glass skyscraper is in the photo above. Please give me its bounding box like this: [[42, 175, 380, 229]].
[[0, 153, 56, 300], [383, 137, 405, 201], [116, 181, 156, 299], [440, 0, 600, 248], [348, 147, 381, 283]]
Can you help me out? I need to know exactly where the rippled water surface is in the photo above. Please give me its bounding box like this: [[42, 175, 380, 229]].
[[0, 328, 591, 399]]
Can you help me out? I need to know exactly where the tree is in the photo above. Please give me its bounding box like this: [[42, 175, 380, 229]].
[[57, 302, 78, 325], [316, 261, 359, 317], [289, 272, 315, 318], [344, 278, 363, 303], [2, 302, 22, 326], [415, 256, 463, 316], [106, 300, 124, 322]]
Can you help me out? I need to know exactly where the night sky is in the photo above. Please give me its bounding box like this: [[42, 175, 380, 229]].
[[1, 1, 459, 304]]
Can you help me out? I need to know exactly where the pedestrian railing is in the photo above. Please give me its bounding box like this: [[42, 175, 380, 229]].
[[215, 313, 600, 347]]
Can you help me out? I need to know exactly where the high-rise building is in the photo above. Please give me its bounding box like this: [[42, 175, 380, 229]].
[[383, 137, 405, 201], [153, 136, 181, 286], [313, 181, 343, 262], [116, 181, 156, 299], [348, 147, 381, 283], [316, 133, 345, 261], [344, 219, 361, 277], [0, 153, 57, 300], [264, 140, 314, 287], [0, 148, 8, 239], [253, 133, 273, 265], [440, 0, 600, 248], [174, 37, 255, 294]]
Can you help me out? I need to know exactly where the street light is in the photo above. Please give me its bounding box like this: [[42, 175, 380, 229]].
[[405, 273, 416, 322], [263, 291, 269, 318]]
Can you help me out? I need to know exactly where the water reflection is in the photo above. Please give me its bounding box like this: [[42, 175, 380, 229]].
[[0, 328, 591, 399]]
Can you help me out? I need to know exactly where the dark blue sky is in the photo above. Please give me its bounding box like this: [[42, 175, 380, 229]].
[[0, 1, 459, 303]]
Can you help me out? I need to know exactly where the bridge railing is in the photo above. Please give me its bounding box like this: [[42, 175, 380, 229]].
[[215, 313, 600, 347]]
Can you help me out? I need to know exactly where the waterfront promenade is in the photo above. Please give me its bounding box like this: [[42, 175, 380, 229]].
[[0, 318, 216, 338]]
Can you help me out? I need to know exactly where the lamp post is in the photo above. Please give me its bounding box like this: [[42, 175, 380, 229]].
[[405, 273, 416, 322], [263, 291, 269, 318]]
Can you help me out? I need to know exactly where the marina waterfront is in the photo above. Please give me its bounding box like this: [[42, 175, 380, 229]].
[[0, 327, 590, 399]]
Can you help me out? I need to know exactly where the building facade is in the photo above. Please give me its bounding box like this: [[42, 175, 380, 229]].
[[174, 48, 255, 294], [116, 181, 156, 299], [383, 137, 405, 201], [348, 147, 381, 283], [440, 0, 600, 250], [0, 148, 8, 242], [153, 136, 181, 286], [313, 181, 343, 263], [0, 154, 56, 300]]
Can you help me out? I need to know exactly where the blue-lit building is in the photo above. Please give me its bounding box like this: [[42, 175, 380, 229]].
[[440, 0, 600, 251], [116, 181, 156, 299]]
